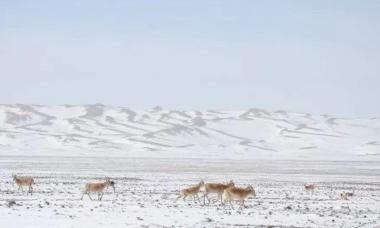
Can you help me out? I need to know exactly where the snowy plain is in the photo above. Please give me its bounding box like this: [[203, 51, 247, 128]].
[[0, 104, 380, 227], [1, 157, 380, 227]]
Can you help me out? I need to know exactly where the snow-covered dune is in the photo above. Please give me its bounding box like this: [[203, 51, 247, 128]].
[[0, 104, 379, 160]]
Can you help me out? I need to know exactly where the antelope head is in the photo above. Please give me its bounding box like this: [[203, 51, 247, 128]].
[[105, 178, 116, 193], [247, 185, 256, 197]]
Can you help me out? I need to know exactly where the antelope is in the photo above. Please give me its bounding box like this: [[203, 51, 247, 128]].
[[12, 175, 34, 195], [203, 180, 234, 205], [340, 192, 348, 200], [304, 184, 315, 191], [222, 185, 256, 209], [81, 178, 116, 201], [175, 180, 204, 203], [340, 191, 354, 200]]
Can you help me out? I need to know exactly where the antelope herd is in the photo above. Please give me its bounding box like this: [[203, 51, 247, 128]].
[[7, 175, 355, 210], [175, 180, 257, 209]]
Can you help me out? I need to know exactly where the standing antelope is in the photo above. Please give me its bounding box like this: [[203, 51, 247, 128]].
[[175, 180, 204, 203], [223, 185, 256, 209], [340, 192, 348, 200], [304, 184, 315, 192], [12, 175, 34, 195], [340, 191, 354, 200], [203, 180, 234, 205], [81, 178, 116, 201]]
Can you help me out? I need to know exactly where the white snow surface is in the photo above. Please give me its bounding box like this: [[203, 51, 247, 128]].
[[0, 104, 379, 160], [0, 157, 380, 228]]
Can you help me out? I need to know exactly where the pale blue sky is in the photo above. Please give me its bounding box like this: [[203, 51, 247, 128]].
[[0, 0, 379, 117]]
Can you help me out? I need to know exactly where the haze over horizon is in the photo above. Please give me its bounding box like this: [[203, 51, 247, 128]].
[[1, 0, 379, 118]]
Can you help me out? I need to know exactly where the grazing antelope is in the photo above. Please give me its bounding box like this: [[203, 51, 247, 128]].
[[222, 185, 256, 209], [81, 178, 116, 201], [304, 184, 315, 191], [12, 175, 34, 195], [175, 180, 204, 203], [203, 180, 234, 205]]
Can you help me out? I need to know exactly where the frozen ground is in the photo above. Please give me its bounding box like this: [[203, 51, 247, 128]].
[[1, 156, 380, 228]]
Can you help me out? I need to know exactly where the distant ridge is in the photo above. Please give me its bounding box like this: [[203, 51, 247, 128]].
[[0, 104, 379, 160]]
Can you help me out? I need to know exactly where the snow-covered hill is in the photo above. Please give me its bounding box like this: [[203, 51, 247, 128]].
[[0, 104, 379, 160]]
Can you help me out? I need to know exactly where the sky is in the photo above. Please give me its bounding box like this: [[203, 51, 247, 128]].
[[0, 0, 379, 117]]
